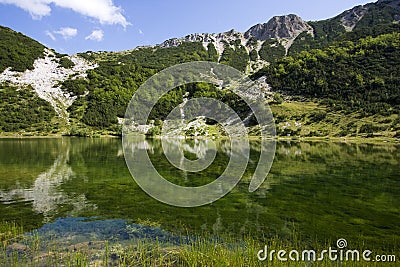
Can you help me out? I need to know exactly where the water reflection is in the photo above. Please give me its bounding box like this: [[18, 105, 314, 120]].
[[0, 138, 398, 249], [0, 141, 96, 221]]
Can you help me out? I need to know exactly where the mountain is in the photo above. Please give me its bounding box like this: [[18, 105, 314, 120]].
[[160, 14, 312, 52], [0, 0, 399, 138], [0, 26, 45, 73]]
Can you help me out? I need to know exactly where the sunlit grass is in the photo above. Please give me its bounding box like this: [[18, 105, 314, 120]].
[[1, 221, 397, 266]]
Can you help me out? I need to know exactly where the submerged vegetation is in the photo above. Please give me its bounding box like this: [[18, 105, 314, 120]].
[[1, 220, 397, 266]]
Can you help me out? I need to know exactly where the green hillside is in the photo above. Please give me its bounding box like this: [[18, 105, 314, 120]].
[[0, 26, 45, 72], [0, 83, 57, 134], [0, 0, 399, 138]]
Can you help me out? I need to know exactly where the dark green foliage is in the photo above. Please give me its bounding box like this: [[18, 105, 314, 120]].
[[339, 122, 358, 136], [288, 32, 317, 56], [0, 84, 55, 132], [249, 49, 258, 61], [220, 44, 249, 72], [146, 126, 161, 136], [256, 33, 400, 116], [67, 97, 86, 119], [72, 61, 156, 127], [288, 19, 346, 56], [61, 78, 88, 96], [186, 82, 251, 120], [82, 93, 118, 127], [277, 127, 301, 137], [207, 43, 219, 62], [354, 2, 400, 30], [74, 43, 212, 127], [309, 19, 347, 44], [121, 42, 209, 70], [272, 93, 284, 104], [359, 123, 380, 134], [259, 39, 286, 62], [149, 88, 184, 121], [338, 23, 400, 43], [289, 2, 400, 56], [0, 26, 45, 72], [246, 37, 258, 47], [308, 111, 327, 122], [59, 57, 75, 69]]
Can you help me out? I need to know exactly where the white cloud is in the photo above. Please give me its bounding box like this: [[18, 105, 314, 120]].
[[85, 30, 104, 42], [0, 0, 51, 19], [45, 30, 56, 41], [0, 0, 130, 27], [139, 29, 144, 35], [54, 27, 78, 39]]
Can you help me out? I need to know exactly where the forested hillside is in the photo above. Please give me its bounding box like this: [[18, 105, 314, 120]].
[[0, 0, 399, 138], [0, 26, 45, 72], [256, 32, 400, 115]]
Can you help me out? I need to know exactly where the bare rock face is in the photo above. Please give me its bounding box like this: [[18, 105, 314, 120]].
[[340, 5, 369, 32], [160, 30, 244, 50], [160, 15, 312, 50], [244, 14, 312, 40]]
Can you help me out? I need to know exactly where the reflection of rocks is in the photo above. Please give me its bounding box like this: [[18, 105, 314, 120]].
[[0, 148, 96, 220], [124, 138, 154, 154], [162, 138, 215, 160]]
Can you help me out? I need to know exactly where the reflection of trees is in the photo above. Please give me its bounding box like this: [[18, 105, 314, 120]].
[[0, 140, 96, 221], [1, 138, 398, 245]]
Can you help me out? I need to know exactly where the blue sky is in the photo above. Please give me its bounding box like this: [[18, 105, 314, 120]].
[[0, 0, 374, 54]]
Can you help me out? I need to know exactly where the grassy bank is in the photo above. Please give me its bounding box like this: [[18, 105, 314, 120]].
[[1, 100, 399, 141], [1, 221, 397, 266]]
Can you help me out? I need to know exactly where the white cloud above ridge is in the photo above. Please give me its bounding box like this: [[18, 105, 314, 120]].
[[85, 29, 104, 42], [54, 27, 78, 39], [0, 0, 130, 27]]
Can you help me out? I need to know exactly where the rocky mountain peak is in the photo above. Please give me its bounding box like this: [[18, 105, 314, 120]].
[[244, 14, 312, 40]]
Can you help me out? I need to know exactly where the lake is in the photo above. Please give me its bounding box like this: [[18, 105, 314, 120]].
[[0, 138, 399, 252]]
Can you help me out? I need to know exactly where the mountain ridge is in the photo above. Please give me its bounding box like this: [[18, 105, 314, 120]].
[[0, 0, 399, 138]]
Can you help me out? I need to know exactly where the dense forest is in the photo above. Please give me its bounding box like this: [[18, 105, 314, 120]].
[[255, 32, 400, 116], [0, 84, 56, 133]]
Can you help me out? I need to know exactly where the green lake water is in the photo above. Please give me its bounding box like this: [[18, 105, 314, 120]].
[[0, 138, 399, 251]]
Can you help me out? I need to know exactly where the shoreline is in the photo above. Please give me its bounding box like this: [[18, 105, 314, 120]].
[[0, 133, 398, 144]]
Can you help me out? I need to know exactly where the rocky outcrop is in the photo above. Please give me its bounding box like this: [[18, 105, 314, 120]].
[[339, 0, 400, 32], [160, 30, 247, 56], [159, 14, 313, 68], [0, 49, 97, 121], [244, 14, 313, 40], [340, 5, 370, 32]]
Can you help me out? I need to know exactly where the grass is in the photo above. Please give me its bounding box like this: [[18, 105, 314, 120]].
[[1, 221, 397, 266], [269, 100, 400, 139], [1, 96, 399, 140]]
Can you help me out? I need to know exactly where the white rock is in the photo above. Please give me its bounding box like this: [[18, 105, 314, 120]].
[[0, 49, 98, 122]]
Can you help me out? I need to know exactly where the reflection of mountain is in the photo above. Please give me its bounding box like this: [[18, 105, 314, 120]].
[[0, 145, 96, 221]]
